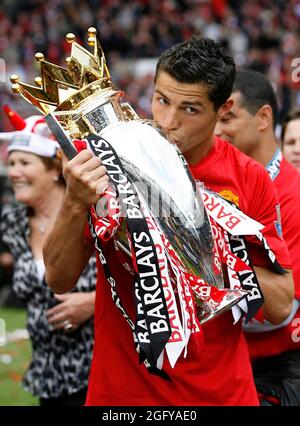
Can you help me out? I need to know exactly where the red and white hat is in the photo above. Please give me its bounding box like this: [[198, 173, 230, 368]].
[[1, 105, 59, 158]]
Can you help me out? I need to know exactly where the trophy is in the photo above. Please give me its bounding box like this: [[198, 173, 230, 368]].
[[10, 28, 248, 368]]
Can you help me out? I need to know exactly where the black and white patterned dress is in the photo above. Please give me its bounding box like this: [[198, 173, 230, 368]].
[[0, 203, 96, 398]]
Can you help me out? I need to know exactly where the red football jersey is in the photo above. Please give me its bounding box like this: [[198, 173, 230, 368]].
[[246, 157, 300, 359], [85, 137, 290, 406]]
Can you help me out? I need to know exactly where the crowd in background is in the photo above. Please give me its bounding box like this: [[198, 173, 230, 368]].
[[0, 0, 300, 126]]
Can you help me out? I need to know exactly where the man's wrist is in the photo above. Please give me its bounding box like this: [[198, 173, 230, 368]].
[[63, 191, 90, 216]]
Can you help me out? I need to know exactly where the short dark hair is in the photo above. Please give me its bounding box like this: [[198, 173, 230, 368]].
[[155, 35, 236, 111], [232, 70, 278, 130], [281, 108, 300, 141]]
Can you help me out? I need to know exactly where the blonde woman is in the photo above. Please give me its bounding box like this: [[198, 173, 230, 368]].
[[0, 108, 96, 406]]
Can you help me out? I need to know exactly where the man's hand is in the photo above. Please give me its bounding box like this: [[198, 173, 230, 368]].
[[61, 149, 109, 211]]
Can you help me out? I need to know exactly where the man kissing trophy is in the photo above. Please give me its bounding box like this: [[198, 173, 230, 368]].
[[10, 28, 258, 372]]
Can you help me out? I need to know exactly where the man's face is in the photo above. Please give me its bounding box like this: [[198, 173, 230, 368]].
[[215, 92, 260, 156], [282, 118, 300, 172], [151, 71, 220, 164]]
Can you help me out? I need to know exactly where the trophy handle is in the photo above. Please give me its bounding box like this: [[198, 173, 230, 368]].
[[44, 113, 78, 159]]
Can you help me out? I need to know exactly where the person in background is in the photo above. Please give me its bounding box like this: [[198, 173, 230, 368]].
[[43, 36, 293, 406], [281, 109, 300, 173], [0, 106, 96, 406], [0, 237, 14, 306], [0, 165, 18, 307], [215, 69, 300, 405]]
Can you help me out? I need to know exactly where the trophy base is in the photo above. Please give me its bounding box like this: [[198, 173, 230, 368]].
[[195, 286, 248, 324]]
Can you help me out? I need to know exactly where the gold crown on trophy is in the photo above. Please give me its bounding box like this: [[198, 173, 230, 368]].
[[10, 27, 138, 138]]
